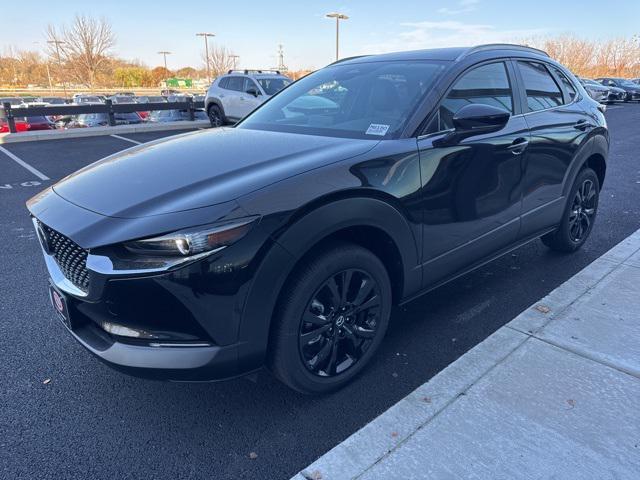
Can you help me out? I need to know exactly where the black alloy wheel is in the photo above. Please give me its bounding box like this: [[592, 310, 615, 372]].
[[269, 242, 392, 394], [299, 269, 382, 377], [568, 178, 597, 243], [208, 104, 224, 127], [542, 167, 600, 252]]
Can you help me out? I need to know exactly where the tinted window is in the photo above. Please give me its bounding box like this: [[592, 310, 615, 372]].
[[433, 62, 513, 132], [518, 61, 563, 111], [226, 76, 245, 91], [239, 60, 446, 139], [218, 77, 229, 89], [257, 77, 292, 95], [552, 68, 577, 102], [244, 78, 259, 93]]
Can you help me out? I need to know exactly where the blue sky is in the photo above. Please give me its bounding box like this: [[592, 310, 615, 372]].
[[3, 0, 639, 70]]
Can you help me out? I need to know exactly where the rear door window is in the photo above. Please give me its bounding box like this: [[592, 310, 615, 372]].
[[226, 76, 245, 92], [518, 61, 563, 111], [552, 67, 577, 103]]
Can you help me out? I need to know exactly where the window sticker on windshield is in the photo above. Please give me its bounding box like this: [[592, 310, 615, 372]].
[[366, 124, 390, 136]]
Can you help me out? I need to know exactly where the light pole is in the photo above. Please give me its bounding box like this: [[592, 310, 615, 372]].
[[196, 33, 215, 83], [325, 12, 349, 61], [47, 39, 67, 97], [229, 54, 239, 70], [157, 51, 172, 90]]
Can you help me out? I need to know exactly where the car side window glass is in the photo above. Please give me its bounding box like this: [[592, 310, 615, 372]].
[[226, 76, 245, 92], [244, 78, 258, 93], [518, 61, 563, 112], [218, 77, 229, 89], [552, 68, 577, 103], [429, 62, 513, 133]]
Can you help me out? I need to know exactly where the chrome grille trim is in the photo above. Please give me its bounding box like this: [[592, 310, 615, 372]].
[[38, 221, 90, 293]]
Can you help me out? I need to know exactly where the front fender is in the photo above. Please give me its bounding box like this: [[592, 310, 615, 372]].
[[235, 196, 421, 372]]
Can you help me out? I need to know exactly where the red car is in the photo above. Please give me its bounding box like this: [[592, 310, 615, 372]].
[[25, 116, 54, 131], [0, 115, 53, 133], [0, 117, 30, 133]]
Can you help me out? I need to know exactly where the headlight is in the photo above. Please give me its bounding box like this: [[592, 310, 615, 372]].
[[124, 216, 259, 257]]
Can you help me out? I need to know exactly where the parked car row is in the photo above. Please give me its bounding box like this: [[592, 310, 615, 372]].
[[0, 92, 207, 132], [578, 77, 640, 104]]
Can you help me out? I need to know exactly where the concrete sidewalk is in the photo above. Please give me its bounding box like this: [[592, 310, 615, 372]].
[[294, 229, 640, 480]]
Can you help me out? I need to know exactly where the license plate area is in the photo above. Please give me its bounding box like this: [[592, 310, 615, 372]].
[[49, 283, 72, 330]]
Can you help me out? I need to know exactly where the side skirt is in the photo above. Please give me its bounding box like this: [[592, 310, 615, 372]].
[[398, 226, 557, 306]]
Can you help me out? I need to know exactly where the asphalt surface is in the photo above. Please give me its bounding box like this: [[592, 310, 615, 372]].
[[2, 106, 640, 480]]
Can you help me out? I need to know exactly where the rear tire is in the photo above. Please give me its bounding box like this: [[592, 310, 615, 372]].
[[268, 242, 392, 394], [541, 167, 599, 252], [207, 104, 225, 127]]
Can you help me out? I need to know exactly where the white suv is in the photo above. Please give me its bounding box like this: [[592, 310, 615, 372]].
[[205, 70, 292, 126]]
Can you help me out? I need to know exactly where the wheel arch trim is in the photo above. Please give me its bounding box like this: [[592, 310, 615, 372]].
[[235, 196, 421, 372]]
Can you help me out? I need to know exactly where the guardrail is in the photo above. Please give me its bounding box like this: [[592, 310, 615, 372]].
[[1, 98, 205, 133]]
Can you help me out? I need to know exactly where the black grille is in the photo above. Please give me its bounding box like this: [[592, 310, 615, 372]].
[[41, 223, 90, 292]]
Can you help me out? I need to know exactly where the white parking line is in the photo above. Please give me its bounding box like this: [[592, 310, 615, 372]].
[[0, 145, 50, 181], [110, 134, 142, 145]]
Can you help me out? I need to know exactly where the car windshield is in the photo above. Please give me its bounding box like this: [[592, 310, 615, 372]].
[[41, 97, 66, 104], [78, 113, 107, 122], [150, 110, 176, 118], [0, 98, 24, 105], [116, 112, 141, 120], [112, 96, 135, 103], [77, 96, 102, 103], [257, 77, 292, 95], [238, 60, 447, 139], [617, 79, 637, 87]]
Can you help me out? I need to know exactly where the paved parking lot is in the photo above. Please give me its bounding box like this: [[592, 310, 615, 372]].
[[2, 105, 640, 480]]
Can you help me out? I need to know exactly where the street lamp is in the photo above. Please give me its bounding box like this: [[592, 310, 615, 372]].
[[47, 39, 67, 97], [229, 54, 240, 70], [157, 51, 172, 90], [325, 12, 349, 61], [196, 33, 215, 83]]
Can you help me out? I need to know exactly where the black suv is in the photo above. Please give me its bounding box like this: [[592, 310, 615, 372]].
[[595, 77, 640, 102], [28, 44, 608, 394]]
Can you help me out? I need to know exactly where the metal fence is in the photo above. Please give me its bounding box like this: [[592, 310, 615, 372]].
[[1, 98, 206, 133]]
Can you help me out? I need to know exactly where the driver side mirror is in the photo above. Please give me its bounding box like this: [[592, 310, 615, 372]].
[[246, 88, 260, 97], [434, 104, 510, 147]]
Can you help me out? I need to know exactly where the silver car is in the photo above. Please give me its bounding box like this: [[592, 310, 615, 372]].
[[204, 69, 292, 126], [578, 78, 609, 103]]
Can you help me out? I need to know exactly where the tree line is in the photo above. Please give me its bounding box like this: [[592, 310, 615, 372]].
[[526, 35, 640, 78]]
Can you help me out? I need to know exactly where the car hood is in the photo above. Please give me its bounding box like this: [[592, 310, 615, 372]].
[[53, 127, 378, 218]]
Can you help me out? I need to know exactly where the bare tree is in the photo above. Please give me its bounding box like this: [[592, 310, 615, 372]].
[[46, 15, 115, 89], [203, 45, 235, 78], [523, 35, 640, 78]]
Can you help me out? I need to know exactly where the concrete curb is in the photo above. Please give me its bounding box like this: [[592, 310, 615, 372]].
[[0, 120, 210, 144], [293, 228, 640, 480]]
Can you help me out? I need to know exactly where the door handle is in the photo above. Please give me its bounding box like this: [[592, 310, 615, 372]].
[[507, 138, 529, 155], [574, 119, 593, 131]]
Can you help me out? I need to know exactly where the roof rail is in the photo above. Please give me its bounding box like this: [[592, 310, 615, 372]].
[[460, 44, 550, 59], [227, 69, 281, 75]]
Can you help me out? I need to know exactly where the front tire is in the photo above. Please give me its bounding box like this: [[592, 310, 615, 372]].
[[541, 167, 600, 252], [207, 104, 224, 128], [268, 242, 392, 394]]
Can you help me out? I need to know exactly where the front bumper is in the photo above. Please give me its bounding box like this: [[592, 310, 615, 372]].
[[60, 311, 240, 381], [28, 189, 269, 381]]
